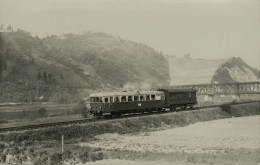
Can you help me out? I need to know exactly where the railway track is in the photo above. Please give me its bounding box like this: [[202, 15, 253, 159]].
[[0, 100, 259, 133]]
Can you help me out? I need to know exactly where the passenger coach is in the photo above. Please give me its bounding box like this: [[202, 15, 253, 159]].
[[159, 89, 197, 110], [90, 91, 165, 116]]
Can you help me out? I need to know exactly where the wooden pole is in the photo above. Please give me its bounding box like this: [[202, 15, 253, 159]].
[[62, 135, 64, 164]]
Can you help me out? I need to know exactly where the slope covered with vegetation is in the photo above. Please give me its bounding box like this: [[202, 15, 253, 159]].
[[0, 30, 169, 102]]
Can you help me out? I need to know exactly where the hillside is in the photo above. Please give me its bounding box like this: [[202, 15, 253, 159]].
[[169, 56, 259, 85], [0, 31, 169, 87], [0, 30, 169, 102]]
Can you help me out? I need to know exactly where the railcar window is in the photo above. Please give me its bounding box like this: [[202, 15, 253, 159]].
[[189, 93, 191, 97], [128, 96, 133, 102], [155, 95, 161, 100], [96, 97, 100, 102], [99, 97, 103, 102], [110, 97, 113, 102], [140, 95, 145, 101], [104, 98, 109, 103], [114, 96, 119, 102], [134, 95, 139, 101], [121, 96, 126, 102], [146, 95, 150, 100], [151, 95, 155, 100]]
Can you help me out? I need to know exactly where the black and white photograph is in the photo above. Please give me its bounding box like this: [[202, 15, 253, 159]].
[[0, 0, 259, 164]]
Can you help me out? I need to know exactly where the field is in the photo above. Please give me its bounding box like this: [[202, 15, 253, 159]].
[[81, 115, 260, 165], [0, 102, 259, 165]]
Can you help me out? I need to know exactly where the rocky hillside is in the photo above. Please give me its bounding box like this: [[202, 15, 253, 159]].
[[0, 30, 169, 89], [169, 56, 259, 85], [212, 57, 260, 83]]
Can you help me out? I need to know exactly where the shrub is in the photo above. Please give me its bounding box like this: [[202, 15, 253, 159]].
[[0, 144, 5, 151], [38, 108, 47, 118], [89, 152, 104, 162], [50, 152, 62, 165], [0, 153, 6, 163], [79, 150, 89, 163], [220, 105, 231, 114]]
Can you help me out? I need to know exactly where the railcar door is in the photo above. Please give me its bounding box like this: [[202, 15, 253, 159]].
[[103, 97, 111, 113]]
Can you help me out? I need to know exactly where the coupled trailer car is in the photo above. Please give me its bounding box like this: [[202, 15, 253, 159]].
[[89, 89, 197, 117]]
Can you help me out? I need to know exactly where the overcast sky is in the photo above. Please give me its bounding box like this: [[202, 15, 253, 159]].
[[0, 0, 259, 69]]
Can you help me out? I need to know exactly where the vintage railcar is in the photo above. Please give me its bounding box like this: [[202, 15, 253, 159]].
[[90, 91, 165, 116], [159, 89, 197, 110]]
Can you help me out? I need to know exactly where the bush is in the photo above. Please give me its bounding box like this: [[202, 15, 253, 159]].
[[50, 152, 62, 165], [38, 108, 47, 118], [220, 105, 231, 114], [79, 150, 89, 163], [89, 152, 104, 162], [0, 153, 6, 163], [0, 144, 5, 151]]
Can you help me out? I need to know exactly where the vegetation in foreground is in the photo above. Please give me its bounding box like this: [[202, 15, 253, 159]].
[[0, 102, 259, 164]]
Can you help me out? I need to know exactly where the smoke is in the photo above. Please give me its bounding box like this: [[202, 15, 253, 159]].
[[123, 79, 161, 91]]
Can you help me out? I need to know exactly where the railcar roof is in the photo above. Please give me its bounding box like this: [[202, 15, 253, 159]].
[[90, 91, 164, 97], [159, 88, 197, 93]]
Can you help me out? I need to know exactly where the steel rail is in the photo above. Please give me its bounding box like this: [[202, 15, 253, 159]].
[[0, 100, 259, 133]]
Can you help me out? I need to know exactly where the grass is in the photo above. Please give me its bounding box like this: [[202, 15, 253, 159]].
[[0, 102, 259, 164]]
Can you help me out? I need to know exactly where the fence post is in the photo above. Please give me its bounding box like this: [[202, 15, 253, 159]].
[[62, 135, 64, 164]]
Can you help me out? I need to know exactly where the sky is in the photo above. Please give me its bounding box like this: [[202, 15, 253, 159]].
[[0, 0, 260, 69]]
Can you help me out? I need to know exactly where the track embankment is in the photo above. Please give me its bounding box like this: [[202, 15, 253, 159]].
[[0, 102, 259, 142]]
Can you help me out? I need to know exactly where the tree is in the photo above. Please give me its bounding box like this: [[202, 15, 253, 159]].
[[48, 73, 52, 82], [38, 108, 46, 118], [43, 72, 47, 82], [37, 72, 42, 80]]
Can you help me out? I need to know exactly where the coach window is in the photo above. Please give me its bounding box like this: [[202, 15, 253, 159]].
[[151, 95, 155, 100], [114, 96, 119, 102], [146, 95, 150, 100], [134, 95, 139, 101], [140, 95, 145, 101], [128, 96, 133, 102], [110, 97, 113, 102], [189, 93, 192, 98], [121, 96, 126, 102], [155, 95, 161, 100]]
